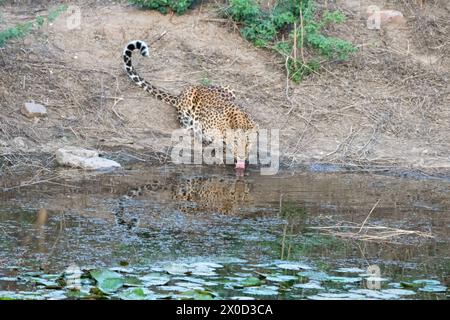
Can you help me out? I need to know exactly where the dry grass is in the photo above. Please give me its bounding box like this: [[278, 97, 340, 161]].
[[310, 222, 434, 243], [309, 200, 434, 244]]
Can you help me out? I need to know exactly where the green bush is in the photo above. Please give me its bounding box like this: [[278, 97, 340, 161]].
[[128, 0, 197, 15], [0, 5, 67, 47], [223, 0, 357, 82], [0, 22, 33, 47]]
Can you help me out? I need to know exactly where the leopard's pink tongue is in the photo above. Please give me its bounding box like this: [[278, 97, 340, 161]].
[[235, 161, 246, 170]]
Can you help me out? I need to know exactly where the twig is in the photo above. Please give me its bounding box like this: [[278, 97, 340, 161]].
[[358, 199, 380, 233]]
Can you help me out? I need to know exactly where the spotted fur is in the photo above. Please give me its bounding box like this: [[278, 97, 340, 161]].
[[123, 40, 258, 164]]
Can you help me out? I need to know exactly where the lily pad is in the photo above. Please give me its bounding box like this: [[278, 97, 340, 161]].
[[43, 290, 68, 300], [123, 276, 143, 287], [298, 270, 330, 281], [242, 285, 278, 296], [412, 279, 441, 286], [190, 267, 217, 277], [266, 274, 298, 283], [349, 289, 400, 300], [174, 282, 205, 291], [275, 262, 312, 271], [419, 285, 447, 293], [179, 289, 216, 300], [334, 267, 366, 273], [139, 273, 170, 286], [110, 267, 134, 274], [308, 292, 366, 300], [117, 287, 151, 300], [90, 269, 124, 294], [29, 277, 60, 288], [381, 289, 416, 296], [156, 285, 192, 293], [326, 276, 363, 284], [164, 264, 190, 275], [293, 281, 324, 290], [190, 262, 223, 269], [400, 281, 421, 289], [0, 277, 18, 282], [240, 277, 262, 287]]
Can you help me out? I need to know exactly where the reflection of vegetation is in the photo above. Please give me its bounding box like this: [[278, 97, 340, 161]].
[[278, 202, 346, 261], [288, 232, 347, 259], [280, 202, 308, 219]]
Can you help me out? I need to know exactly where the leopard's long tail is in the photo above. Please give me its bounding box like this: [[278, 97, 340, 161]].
[[123, 40, 178, 106]]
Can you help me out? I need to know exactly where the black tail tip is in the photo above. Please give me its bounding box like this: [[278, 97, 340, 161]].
[[124, 40, 149, 57]]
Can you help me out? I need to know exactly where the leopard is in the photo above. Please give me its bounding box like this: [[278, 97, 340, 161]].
[[123, 40, 258, 175]]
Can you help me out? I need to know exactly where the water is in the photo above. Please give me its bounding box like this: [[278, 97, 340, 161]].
[[0, 165, 448, 299]]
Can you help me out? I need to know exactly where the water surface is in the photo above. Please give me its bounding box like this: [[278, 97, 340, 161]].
[[0, 165, 448, 299]]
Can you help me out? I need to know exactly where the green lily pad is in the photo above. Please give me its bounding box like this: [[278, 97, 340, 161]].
[[308, 292, 366, 300], [242, 285, 278, 296], [117, 287, 151, 300], [164, 264, 190, 275], [110, 267, 134, 274], [412, 279, 441, 286], [139, 273, 170, 286], [191, 267, 217, 276], [293, 281, 324, 290], [230, 296, 256, 300], [240, 277, 262, 287], [174, 282, 205, 291], [66, 289, 91, 299], [43, 290, 68, 300], [349, 289, 399, 300], [419, 285, 447, 293], [276, 262, 312, 271], [298, 271, 329, 281], [29, 277, 60, 288], [40, 274, 62, 280], [326, 276, 363, 284], [179, 289, 216, 300], [90, 269, 124, 294], [381, 289, 416, 296], [174, 277, 218, 286], [335, 267, 366, 273], [0, 277, 18, 281], [156, 285, 192, 293], [190, 262, 223, 269], [266, 274, 298, 283], [400, 281, 421, 289], [123, 276, 143, 287]]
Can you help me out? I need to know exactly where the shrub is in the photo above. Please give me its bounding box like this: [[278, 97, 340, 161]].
[[0, 5, 67, 47], [223, 0, 357, 82], [128, 0, 197, 15]]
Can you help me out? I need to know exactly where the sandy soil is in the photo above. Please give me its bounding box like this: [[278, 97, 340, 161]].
[[0, 0, 449, 173]]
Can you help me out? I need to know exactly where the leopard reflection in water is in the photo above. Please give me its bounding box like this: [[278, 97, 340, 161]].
[[114, 175, 253, 230]]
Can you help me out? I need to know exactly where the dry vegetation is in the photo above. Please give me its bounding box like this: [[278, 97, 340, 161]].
[[0, 0, 449, 177]]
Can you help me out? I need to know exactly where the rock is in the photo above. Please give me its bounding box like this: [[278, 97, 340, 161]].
[[366, 7, 406, 30], [12, 137, 28, 149], [21, 102, 47, 118], [55, 146, 121, 170]]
